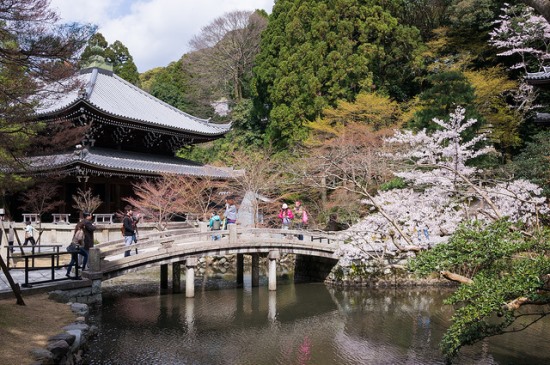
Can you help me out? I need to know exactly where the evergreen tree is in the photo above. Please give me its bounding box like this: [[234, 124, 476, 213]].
[[252, 0, 425, 149], [146, 59, 216, 119], [105, 40, 141, 86], [408, 71, 481, 132], [80, 32, 140, 86]]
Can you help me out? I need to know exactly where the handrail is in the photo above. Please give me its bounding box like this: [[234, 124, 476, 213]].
[[6, 245, 63, 269], [15, 251, 78, 288], [96, 227, 341, 263]]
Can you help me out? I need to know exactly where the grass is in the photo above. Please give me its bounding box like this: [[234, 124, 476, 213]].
[[0, 293, 75, 364]]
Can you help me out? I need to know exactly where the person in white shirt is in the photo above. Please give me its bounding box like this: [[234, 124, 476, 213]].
[[23, 221, 36, 246]]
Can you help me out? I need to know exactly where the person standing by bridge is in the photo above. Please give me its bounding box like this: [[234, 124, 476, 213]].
[[293, 201, 308, 240], [224, 197, 238, 228], [123, 208, 136, 257], [209, 211, 222, 240], [278, 203, 294, 230], [7, 219, 15, 253], [23, 221, 36, 246]]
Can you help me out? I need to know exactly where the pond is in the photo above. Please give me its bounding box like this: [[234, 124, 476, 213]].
[[84, 270, 550, 365]]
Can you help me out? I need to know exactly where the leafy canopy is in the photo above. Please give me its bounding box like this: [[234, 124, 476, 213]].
[[252, 0, 424, 149], [409, 219, 550, 360]]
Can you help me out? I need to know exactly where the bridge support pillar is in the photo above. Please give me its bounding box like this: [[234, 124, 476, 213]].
[[160, 264, 168, 290], [251, 254, 260, 287], [268, 250, 280, 291], [236, 254, 244, 287], [172, 262, 181, 293], [89, 247, 101, 272], [229, 224, 237, 244], [186, 257, 198, 298]]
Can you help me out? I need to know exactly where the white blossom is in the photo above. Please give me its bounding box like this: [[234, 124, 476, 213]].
[[338, 107, 547, 266]]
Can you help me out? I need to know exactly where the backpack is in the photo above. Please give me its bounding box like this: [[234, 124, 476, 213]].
[[73, 228, 84, 244], [212, 219, 221, 230]]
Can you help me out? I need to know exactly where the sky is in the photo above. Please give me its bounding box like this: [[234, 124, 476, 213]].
[[50, 0, 274, 73]]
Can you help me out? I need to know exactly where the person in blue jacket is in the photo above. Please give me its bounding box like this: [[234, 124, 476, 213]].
[[209, 211, 222, 240]]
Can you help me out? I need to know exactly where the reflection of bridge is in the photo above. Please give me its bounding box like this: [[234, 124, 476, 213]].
[[87, 224, 341, 297]]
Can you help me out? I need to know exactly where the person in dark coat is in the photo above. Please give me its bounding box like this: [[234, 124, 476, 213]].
[[80, 212, 97, 270], [123, 208, 135, 257]]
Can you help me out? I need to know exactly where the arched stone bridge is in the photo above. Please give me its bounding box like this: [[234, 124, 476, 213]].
[[86, 224, 342, 297]]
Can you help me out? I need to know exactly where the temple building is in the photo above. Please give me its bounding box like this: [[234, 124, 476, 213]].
[[525, 67, 550, 126], [11, 55, 235, 220]]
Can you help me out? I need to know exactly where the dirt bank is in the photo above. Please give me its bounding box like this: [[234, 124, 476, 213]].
[[0, 293, 75, 365]]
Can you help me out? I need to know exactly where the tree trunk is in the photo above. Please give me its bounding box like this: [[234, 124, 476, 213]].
[[440, 270, 473, 284], [523, 0, 550, 24]]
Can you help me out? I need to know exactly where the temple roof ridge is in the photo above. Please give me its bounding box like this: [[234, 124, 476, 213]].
[[35, 67, 231, 137], [25, 146, 240, 179]]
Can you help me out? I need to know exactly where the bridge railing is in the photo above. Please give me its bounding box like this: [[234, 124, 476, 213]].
[[96, 226, 228, 258], [93, 225, 342, 266]]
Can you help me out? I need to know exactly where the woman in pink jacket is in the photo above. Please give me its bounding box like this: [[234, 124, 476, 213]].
[[278, 203, 294, 230]]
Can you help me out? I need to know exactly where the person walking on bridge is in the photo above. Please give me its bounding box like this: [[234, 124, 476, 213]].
[[123, 208, 136, 257], [293, 201, 308, 240], [80, 212, 96, 270], [66, 220, 88, 279], [224, 197, 238, 228]]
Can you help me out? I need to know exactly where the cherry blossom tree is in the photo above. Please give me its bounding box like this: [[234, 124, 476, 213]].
[[124, 174, 229, 230], [489, 3, 550, 72], [330, 106, 550, 359], [336, 107, 548, 266]]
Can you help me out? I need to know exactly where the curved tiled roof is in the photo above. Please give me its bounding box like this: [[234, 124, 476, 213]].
[[36, 68, 231, 136], [525, 66, 550, 82], [27, 147, 239, 179]]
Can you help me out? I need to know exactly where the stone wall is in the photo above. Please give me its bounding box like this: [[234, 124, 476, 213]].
[[325, 251, 450, 288], [48, 279, 102, 305]]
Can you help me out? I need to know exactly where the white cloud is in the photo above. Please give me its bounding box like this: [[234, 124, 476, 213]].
[[50, 0, 274, 72]]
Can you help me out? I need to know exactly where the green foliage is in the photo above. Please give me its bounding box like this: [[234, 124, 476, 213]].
[[447, 0, 501, 33], [253, 0, 425, 149], [410, 220, 525, 277], [177, 99, 266, 164], [379, 177, 406, 191], [79, 33, 108, 64], [105, 40, 141, 86], [80, 33, 141, 86], [409, 219, 550, 360], [147, 61, 191, 111], [408, 71, 481, 132], [512, 130, 550, 196]]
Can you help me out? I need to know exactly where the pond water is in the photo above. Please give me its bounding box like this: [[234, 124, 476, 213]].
[[84, 271, 550, 365]]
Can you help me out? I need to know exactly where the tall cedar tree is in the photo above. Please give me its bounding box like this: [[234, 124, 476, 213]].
[[80, 32, 140, 86], [252, 0, 424, 150]]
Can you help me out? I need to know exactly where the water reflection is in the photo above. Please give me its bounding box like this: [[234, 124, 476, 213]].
[[86, 278, 550, 365]]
